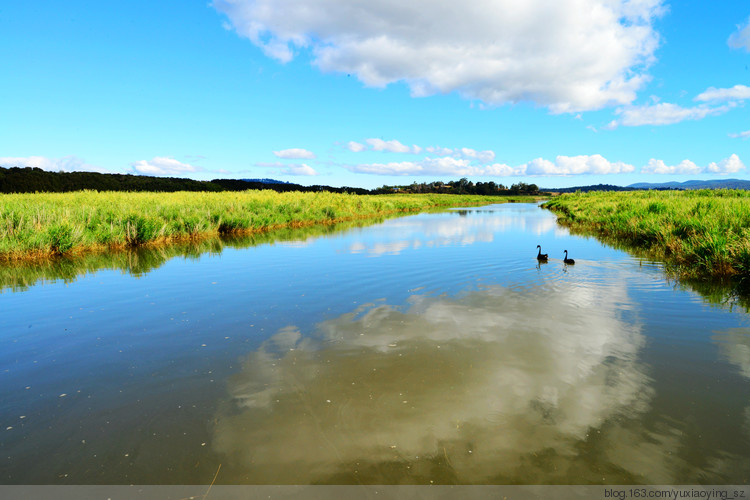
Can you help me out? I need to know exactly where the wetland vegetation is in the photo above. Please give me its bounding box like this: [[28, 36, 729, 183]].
[[543, 189, 750, 281], [0, 190, 536, 261]]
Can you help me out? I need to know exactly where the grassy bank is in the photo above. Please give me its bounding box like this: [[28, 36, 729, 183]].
[[0, 190, 532, 261], [543, 189, 750, 279]]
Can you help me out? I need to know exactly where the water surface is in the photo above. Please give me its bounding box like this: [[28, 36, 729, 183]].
[[1, 203, 749, 484]]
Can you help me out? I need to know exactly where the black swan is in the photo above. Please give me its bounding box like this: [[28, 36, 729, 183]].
[[536, 245, 548, 261], [563, 250, 575, 264]]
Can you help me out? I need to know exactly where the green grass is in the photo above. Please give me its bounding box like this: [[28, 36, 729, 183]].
[[0, 190, 534, 261], [543, 189, 750, 280]]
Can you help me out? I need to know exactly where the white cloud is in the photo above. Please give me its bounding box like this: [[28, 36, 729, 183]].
[[425, 146, 454, 156], [728, 16, 750, 51], [346, 141, 367, 152], [130, 157, 199, 176], [273, 148, 316, 159], [641, 159, 701, 175], [612, 102, 730, 127], [350, 140, 495, 163], [365, 138, 422, 154], [459, 148, 495, 164], [346, 154, 636, 177], [344, 152, 748, 178], [707, 154, 745, 174], [640, 155, 745, 175], [214, 0, 664, 113], [347, 161, 424, 176], [279, 163, 318, 176], [0, 155, 110, 173], [729, 130, 750, 140], [527, 155, 635, 175], [346, 157, 522, 177], [694, 85, 750, 102]]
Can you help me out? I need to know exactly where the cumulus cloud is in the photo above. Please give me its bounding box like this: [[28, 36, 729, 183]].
[[273, 148, 316, 159], [707, 154, 745, 174], [130, 157, 199, 176], [213, 0, 664, 112], [729, 130, 750, 140], [366, 138, 422, 154], [346, 141, 367, 152], [458, 148, 495, 163], [347, 157, 523, 177], [728, 16, 750, 51], [640, 155, 745, 175], [346, 153, 637, 177], [279, 163, 318, 176], [526, 155, 635, 175], [611, 102, 731, 127], [348, 140, 495, 163], [694, 85, 750, 102], [344, 152, 747, 178], [641, 159, 702, 175], [0, 155, 109, 173]]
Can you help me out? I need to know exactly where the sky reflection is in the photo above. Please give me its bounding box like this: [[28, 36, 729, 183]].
[[211, 278, 672, 484]]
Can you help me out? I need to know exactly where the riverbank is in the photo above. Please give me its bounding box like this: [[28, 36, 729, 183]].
[[0, 190, 536, 262], [543, 189, 750, 280]]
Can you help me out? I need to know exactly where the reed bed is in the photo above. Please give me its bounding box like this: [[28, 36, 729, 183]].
[[543, 189, 750, 279], [0, 190, 522, 261]]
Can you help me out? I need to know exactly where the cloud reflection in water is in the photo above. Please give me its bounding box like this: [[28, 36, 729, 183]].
[[347, 209, 561, 257], [212, 281, 677, 483]]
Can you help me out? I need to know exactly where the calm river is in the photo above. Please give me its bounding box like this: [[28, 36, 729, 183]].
[[1, 203, 749, 485]]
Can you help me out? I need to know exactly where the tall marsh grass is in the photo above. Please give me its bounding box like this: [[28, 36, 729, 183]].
[[544, 189, 750, 279], [0, 190, 522, 261]]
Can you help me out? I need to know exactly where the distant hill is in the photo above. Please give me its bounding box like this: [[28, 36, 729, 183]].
[[241, 178, 292, 184], [627, 179, 750, 190], [543, 184, 636, 193], [545, 179, 750, 193]]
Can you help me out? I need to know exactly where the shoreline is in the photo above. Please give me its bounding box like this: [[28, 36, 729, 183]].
[[543, 189, 750, 281], [0, 191, 539, 264]]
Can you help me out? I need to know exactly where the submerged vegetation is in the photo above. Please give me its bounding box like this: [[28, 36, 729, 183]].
[[0, 190, 532, 261], [543, 189, 750, 281]]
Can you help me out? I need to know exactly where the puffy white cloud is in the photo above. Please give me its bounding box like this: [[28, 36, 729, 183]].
[[459, 148, 495, 164], [526, 155, 635, 175], [346, 141, 367, 152], [641, 159, 701, 175], [346, 153, 638, 177], [366, 138, 422, 154], [729, 130, 750, 140], [425, 146, 455, 156], [273, 148, 316, 159], [612, 102, 730, 127], [640, 155, 745, 175], [279, 163, 318, 176], [694, 85, 750, 102], [349, 140, 495, 163], [130, 157, 199, 176], [347, 161, 424, 176], [0, 155, 109, 173], [348, 156, 527, 177], [707, 154, 745, 174], [213, 0, 664, 112], [728, 16, 750, 51]]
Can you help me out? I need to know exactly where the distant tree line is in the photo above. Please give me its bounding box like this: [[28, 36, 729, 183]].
[[0, 167, 541, 196], [0, 167, 370, 194], [372, 178, 542, 195], [0, 167, 222, 193]]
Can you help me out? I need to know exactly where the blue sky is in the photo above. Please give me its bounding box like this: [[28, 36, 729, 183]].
[[1, 0, 748, 189]]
